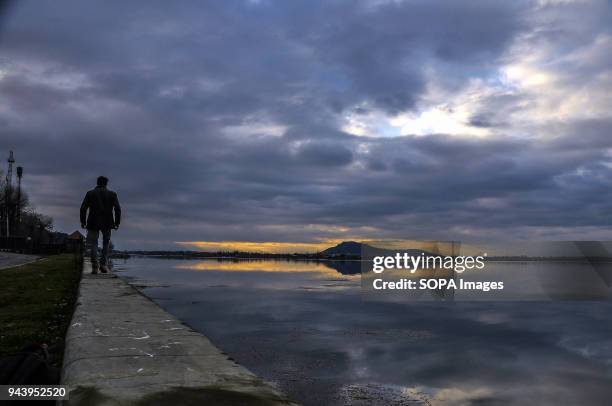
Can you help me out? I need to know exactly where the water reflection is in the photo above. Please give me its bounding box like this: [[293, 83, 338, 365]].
[[116, 257, 612, 406], [175, 258, 362, 276]]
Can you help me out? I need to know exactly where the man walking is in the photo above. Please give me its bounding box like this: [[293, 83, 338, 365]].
[[80, 176, 121, 274]]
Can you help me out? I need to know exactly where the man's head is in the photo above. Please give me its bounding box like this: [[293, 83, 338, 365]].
[[97, 176, 109, 187]]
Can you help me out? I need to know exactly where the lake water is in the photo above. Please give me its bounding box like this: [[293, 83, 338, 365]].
[[114, 257, 612, 405]]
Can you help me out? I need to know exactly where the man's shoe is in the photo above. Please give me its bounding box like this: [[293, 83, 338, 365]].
[[100, 264, 110, 273]]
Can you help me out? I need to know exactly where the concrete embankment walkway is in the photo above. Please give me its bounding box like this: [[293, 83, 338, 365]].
[[61, 259, 298, 405]]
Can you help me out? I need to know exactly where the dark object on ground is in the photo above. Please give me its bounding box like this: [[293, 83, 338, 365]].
[[0, 343, 59, 406], [0, 343, 59, 385]]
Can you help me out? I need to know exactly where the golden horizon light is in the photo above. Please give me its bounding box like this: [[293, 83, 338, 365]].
[[175, 239, 348, 254], [175, 239, 483, 255]]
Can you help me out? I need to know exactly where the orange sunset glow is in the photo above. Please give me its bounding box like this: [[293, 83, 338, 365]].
[[176, 239, 349, 254], [175, 239, 472, 254]]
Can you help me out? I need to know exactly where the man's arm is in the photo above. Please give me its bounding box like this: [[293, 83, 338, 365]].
[[80, 192, 89, 228], [112, 193, 121, 228]]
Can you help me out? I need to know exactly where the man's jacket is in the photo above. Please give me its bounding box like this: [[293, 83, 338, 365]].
[[80, 186, 121, 230]]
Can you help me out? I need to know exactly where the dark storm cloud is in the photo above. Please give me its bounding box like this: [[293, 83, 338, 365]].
[[295, 141, 354, 167], [0, 0, 610, 248]]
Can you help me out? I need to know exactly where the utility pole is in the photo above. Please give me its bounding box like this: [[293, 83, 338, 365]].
[[5, 151, 14, 237], [6, 151, 14, 188], [16, 166, 23, 225]]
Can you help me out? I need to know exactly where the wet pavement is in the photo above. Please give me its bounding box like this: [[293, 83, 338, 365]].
[[0, 252, 39, 269]]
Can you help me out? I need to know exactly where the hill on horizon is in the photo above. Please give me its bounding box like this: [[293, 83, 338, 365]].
[[320, 241, 437, 257], [320, 241, 371, 256]]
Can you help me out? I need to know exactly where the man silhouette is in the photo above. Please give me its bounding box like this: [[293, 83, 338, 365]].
[[80, 176, 121, 274]]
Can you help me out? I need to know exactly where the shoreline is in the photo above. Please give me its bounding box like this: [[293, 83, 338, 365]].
[[60, 259, 298, 405]]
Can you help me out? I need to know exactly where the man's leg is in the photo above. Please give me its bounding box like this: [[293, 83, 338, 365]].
[[86, 229, 100, 274], [100, 229, 112, 273]]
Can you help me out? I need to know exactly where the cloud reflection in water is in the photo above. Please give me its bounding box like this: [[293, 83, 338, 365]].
[[117, 257, 612, 405]]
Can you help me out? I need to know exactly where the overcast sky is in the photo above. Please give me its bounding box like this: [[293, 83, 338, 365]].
[[1, 0, 611, 251]]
